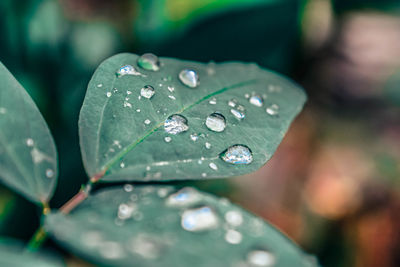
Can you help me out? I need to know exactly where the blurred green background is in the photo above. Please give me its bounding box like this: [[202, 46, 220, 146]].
[[0, 0, 400, 266]]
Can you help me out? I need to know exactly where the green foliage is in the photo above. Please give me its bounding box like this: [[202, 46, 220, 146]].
[[45, 185, 313, 267], [0, 62, 58, 205], [79, 53, 305, 182]]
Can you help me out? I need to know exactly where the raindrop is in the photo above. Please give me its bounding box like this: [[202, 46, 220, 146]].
[[116, 65, 143, 77], [205, 142, 211, 149], [118, 203, 135, 220], [247, 249, 276, 267], [106, 92, 112, 98], [244, 93, 250, 99], [26, 138, 34, 147], [209, 98, 217, 105], [228, 99, 237, 107], [168, 95, 176, 100], [230, 109, 245, 120], [220, 145, 253, 164], [126, 90, 132, 95], [123, 184, 134, 192], [179, 69, 199, 88], [206, 113, 226, 132], [97, 83, 103, 88], [164, 136, 172, 143], [164, 114, 189, 134], [190, 133, 199, 141], [225, 210, 243, 226], [140, 85, 155, 99], [45, 169, 54, 178], [137, 53, 160, 71], [209, 162, 218, 171], [166, 187, 201, 207], [181, 206, 219, 232], [266, 104, 279, 115], [129, 235, 162, 259], [144, 119, 151, 125], [249, 95, 263, 107], [225, 229, 242, 244], [146, 166, 151, 171], [120, 162, 125, 168]]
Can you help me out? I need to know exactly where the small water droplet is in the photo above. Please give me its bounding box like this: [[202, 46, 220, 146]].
[[266, 104, 279, 115], [137, 53, 160, 71], [225, 210, 243, 226], [220, 145, 253, 164], [190, 133, 199, 141], [209, 162, 218, 170], [247, 249, 276, 267], [181, 206, 219, 232], [179, 69, 199, 88], [126, 90, 132, 95], [201, 173, 207, 177], [106, 92, 112, 98], [245, 93, 250, 99], [168, 95, 176, 100], [118, 203, 136, 220], [97, 83, 103, 88], [116, 65, 144, 77], [146, 166, 151, 171], [26, 138, 34, 147], [45, 169, 54, 178], [167, 86, 175, 92], [164, 136, 172, 143], [136, 109, 141, 112], [123, 184, 134, 192], [205, 142, 211, 149], [228, 99, 237, 107], [140, 85, 155, 99], [205, 113, 226, 132], [0, 107, 6, 114], [249, 95, 263, 107], [166, 187, 201, 207], [164, 114, 189, 134], [144, 119, 151, 125], [120, 162, 125, 168], [225, 229, 242, 244], [124, 101, 132, 108], [231, 107, 246, 120], [157, 187, 171, 198], [209, 98, 217, 105]]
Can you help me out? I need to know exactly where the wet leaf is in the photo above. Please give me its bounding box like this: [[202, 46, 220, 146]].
[[0, 62, 58, 204], [79, 53, 306, 182], [45, 185, 316, 267]]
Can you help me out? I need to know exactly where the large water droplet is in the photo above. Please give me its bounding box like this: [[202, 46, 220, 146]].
[[164, 114, 189, 134], [140, 85, 155, 99], [225, 229, 242, 244], [137, 53, 160, 71], [123, 184, 134, 192], [247, 249, 276, 267], [266, 104, 279, 115], [116, 65, 143, 77], [249, 95, 263, 107], [220, 145, 253, 164], [181, 206, 219, 232], [206, 113, 226, 132], [209, 98, 217, 105], [166, 187, 201, 207], [179, 69, 199, 88], [164, 136, 172, 143]]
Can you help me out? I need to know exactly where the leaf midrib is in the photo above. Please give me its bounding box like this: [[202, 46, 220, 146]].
[[98, 79, 258, 177]]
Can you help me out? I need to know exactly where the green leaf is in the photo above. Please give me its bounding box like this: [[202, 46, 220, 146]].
[[45, 185, 316, 267], [0, 238, 64, 267], [0, 62, 58, 204], [79, 53, 306, 182]]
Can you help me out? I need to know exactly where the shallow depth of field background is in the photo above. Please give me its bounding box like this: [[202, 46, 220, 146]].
[[0, 0, 400, 266]]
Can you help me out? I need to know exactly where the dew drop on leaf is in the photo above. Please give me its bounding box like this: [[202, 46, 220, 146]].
[[209, 98, 217, 105], [116, 65, 143, 77], [249, 95, 263, 107], [164, 114, 189, 134], [165, 187, 201, 207], [230, 109, 245, 120], [247, 249, 276, 267], [220, 145, 253, 164], [205, 142, 211, 149], [205, 112, 226, 132], [45, 169, 54, 178], [118, 203, 135, 220], [266, 104, 279, 116], [137, 53, 160, 71], [209, 162, 218, 171], [140, 85, 155, 99], [178, 69, 199, 88], [228, 99, 237, 107], [181, 206, 219, 232], [225, 210, 244, 227], [164, 136, 172, 143], [26, 138, 34, 147], [225, 229, 243, 245]]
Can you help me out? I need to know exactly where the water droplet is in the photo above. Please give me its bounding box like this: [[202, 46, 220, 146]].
[[144, 119, 151, 125], [249, 95, 263, 107], [181, 206, 219, 232], [136, 109, 141, 112], [220, 145, 253, 164], [118, 203, 136, 220], [201, 173, 207, 177], [116, 65, 144, 77], [206, 113, 226, 132], [166, 187, 201, 207], [164, 114, 189, 134], [126, 90, 132, 95], [26, 138, 34, 147], [228, 99, 237, 107], [167, 86, 175, 92], [157, 187, 170, 198], [146, 166, 151, 171], [225, 229, 242, 244], [97, 83, 103, 88], [123, 184, 133, 192], [179, 69, 199, 88], [245, 93, 250, 99], [209, 162, 218, 171], [190, 133, 199, 141], [266, 104, 279, 115], [225, 210, 243, 226], [106, 92, 112, 98], [205, 142, 211, 149], [123, 101, 132, 108], [209, 98, 217, 105], [45, 169, 54, 178], [137, 53, 160, 71], [120, 162, 125, 168], [0, 107, 6, 114], [168, 95, 176, 100], [230, 109, 245, 120], [247, 249, 276, 267], [164, 136, 172, 143], [140, 85, 155, 99]]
